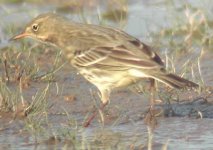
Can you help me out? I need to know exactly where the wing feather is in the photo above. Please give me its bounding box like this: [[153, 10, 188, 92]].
[[72, 44, 163, 71]]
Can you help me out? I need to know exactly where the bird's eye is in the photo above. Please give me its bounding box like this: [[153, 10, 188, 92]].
[[32, 24, 39, 32]]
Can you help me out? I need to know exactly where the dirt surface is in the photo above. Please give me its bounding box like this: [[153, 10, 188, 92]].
[[1, 0, 213, 149]]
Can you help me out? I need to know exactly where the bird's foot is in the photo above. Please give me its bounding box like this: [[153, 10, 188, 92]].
[[83, 102, 108, 127], [83, 111, 98, 127], [144, 105, 162, 130]]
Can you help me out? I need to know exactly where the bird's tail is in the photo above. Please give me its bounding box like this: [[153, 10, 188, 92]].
[[155, 73, 198, 89]]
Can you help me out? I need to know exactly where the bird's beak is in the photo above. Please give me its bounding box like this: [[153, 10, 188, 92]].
[[10, 32, 29, 41]]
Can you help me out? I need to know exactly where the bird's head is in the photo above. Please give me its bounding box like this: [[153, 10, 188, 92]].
[[11, 13, 65, 45]]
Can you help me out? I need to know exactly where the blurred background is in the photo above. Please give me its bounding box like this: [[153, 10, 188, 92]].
[[0, 0, 213, 149]]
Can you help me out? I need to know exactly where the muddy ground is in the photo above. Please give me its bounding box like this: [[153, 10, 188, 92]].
[[0, 0, 213, 149]]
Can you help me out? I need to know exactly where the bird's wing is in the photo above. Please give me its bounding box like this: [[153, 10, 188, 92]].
[[126, 39, 164, 66], [79, 24, 164, 67], [72, 44, 164, 71]]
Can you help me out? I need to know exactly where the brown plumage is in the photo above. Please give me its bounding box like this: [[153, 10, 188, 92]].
[[11, 13, 198, 126]]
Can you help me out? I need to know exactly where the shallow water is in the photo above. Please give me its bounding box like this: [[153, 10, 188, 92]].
[[1, 118, 213, 149], [0, 0, 213, 149]]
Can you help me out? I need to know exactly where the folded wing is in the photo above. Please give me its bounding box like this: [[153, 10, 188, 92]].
[[72, 43, 164, 72]]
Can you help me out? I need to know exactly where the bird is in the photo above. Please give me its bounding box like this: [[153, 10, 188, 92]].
[[11, 13, 198, 127]]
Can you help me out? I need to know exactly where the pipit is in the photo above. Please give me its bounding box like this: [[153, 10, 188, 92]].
[[11, 13, 198, 127]]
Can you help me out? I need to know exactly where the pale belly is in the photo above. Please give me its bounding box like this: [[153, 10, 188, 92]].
[[79, 68, 142, 89]]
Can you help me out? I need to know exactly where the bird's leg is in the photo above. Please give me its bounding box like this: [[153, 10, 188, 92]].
[[83, 102, 108, 127], [150, 79, 156, 107], [144, 79, 157, 128], [148, 78, 156, 116], [83, 89, 110, 127]]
